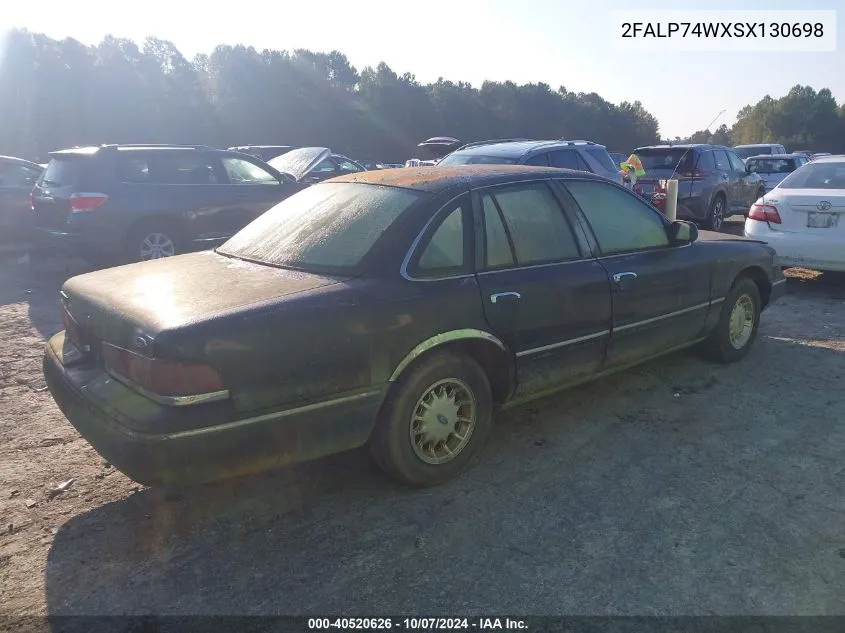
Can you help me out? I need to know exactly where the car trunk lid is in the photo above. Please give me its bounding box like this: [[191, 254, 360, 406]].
[[766, 190, 845, 233], [59, 250, 350, 359]]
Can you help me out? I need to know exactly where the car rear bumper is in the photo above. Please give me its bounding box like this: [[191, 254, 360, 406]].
[[30, 226, 119, 257], [744, 219, 845, 272], [43, 332, 387, 486]]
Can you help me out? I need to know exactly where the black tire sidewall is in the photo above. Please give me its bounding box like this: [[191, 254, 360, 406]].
[[372, 352, 493, 487], [708, 195, 725, 230], [711, 277, 761, 362]]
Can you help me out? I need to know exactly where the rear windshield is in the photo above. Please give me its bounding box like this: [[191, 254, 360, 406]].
[[734, 146, 771, 159], [584, 148, 617, 172], [633, 148, 695, 171], [437, 153, 518, 166], [746, 157, 797, 174], [776, 162, 845, 189], [40, 158, 83, 187], [217, 182, 424, 272]]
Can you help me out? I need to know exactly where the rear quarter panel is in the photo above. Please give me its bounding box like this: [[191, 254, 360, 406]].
[[695, 232, 779, 304], [167, 276, 492, 415]]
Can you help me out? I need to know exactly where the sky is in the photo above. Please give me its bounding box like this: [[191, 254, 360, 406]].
[[2, 0, 843, 139]]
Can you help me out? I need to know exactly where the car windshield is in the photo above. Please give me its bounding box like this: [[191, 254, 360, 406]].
[[217, 182, 424, 272], [747, 158, 796, 174], [776, 161, 845, 189], [632, 148, 694, 171], [734, 146, 771, 159], [437, 153, 518, 166]]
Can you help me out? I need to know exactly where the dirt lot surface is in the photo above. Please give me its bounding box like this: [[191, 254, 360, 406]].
[[2, 222, 845, 618]]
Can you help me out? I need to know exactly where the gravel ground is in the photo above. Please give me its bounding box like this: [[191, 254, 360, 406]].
[[2, 221, 845, 617]]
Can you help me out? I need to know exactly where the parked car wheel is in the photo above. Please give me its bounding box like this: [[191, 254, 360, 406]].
[[369, 351, 493, 486], [704, 194, 726, 231], [700, 276, 761, 363], [127, 221, 181, 263]]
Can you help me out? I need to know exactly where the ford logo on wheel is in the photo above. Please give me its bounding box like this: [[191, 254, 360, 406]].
[[817, 200, 832, 211]]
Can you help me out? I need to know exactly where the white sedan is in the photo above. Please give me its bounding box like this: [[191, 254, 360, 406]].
[[744, 155, 845, 272]]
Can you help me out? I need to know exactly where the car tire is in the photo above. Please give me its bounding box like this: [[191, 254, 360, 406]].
[[704, 194, 726, 231], [126, 221, 181, 263], [369, 350, 493, 487], [699, 276, 761, 363]]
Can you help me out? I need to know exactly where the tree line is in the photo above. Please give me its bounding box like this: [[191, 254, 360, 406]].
[[0, 29, 842, 163], [672, 85, 845, 153]]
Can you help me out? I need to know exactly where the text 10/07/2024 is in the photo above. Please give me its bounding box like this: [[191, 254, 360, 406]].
[[307, 618, 528, 630]]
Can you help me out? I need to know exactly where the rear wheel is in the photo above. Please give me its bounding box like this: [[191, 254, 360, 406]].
[[699, 276, 761, 363], [369, 351, 493, 487], [704, 194, 726, 231], [126, 221, 181, 263]]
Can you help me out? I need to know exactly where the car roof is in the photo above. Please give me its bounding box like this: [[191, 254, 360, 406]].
[[451, 139, 605, 158], [50, 144, 219, 157], [0, 155, 42, 168], [745, 153, 805, 160], [635, 144, 729, 150], [734, 143, 782, 147], [328, 164, 606, 193], [811, 154, 845, 163]]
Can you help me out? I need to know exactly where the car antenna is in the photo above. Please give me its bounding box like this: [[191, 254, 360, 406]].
[[666, 108, 727, 181]]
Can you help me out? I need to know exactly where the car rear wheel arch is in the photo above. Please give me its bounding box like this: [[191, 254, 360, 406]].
[[735, 265, 771, 309], [387, 331, 515, 405]]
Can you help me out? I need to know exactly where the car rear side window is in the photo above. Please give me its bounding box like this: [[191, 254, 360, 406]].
[[411, 195, 471, 277], [549, 150, 588, 171], [41, 158, 82, 187], [564, 180, 669, 255], [713, 150, 731, 171], [524, 153, 549, 166], [480, 183, 581, 268], [696, 150, 715, 170], [585, 148, 617, 173], [117, 152, 223, 185]]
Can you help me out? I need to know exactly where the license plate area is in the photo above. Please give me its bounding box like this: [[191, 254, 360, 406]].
[[807, 212, 839, 228]]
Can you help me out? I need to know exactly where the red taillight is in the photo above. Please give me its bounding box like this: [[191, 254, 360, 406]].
[[102, 343, 226, 402], [748, 203, 782, 224], [678, 168, 710, 179], [69, 192, 108, 213]]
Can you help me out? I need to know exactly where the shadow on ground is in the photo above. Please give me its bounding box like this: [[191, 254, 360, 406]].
[[43, 332, 845, 618]]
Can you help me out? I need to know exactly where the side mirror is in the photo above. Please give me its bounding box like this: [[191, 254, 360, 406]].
[[669, 220, 698, 244]]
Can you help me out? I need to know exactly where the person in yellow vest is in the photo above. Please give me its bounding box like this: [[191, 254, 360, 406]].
[[619, 154, 645, 190]]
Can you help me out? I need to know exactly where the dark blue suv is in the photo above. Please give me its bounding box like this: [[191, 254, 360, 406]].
[[31, 144, 307, 265], [438, 139, 623, 185]]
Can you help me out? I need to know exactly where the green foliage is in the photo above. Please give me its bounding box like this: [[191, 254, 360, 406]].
[[0, 29, 661, 162]]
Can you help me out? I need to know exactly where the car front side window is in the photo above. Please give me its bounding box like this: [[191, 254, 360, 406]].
[[222, 157, 279, 184], [564, 180, 670, 255]]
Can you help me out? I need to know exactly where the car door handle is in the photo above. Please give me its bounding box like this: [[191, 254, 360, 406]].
[[490, 291, 522, 304], [612, 272, 638, 284]]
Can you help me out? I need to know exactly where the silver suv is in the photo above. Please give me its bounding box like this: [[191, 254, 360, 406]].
[[437, 139, 622, 184]]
